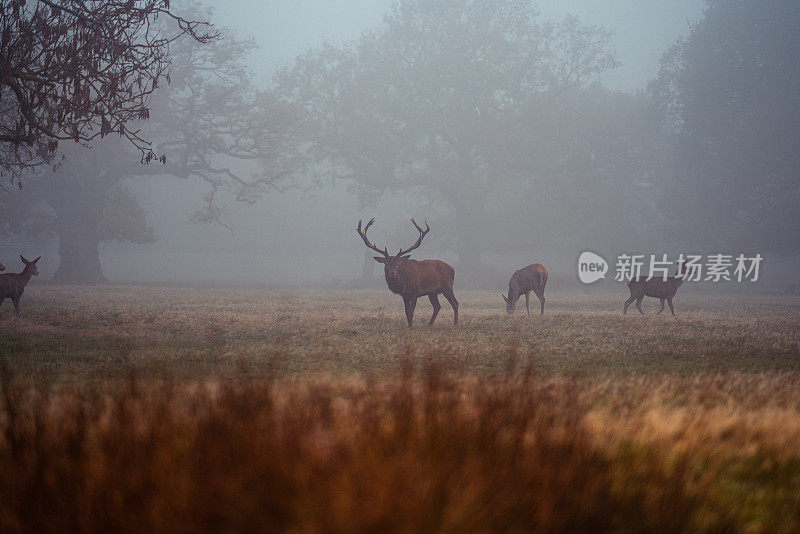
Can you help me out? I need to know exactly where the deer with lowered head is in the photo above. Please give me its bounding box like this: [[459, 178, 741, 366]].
[[502, 263, 548, 316], [357, 218, 458, 327], [0, 255, 40, 318], [623, 261, 686, 315]]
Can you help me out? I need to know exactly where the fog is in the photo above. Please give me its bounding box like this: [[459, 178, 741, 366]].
[[3, 0, 798, 292], [210, 0, 704, 91]]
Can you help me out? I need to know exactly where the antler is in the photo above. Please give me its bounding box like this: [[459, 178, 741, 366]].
[[356, 218, 389, 257], [397, 218, 430, 257]]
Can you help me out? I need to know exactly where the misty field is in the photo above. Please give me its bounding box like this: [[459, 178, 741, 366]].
[[2, 287, 800, 532]]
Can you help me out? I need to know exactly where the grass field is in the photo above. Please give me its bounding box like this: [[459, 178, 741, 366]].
[[1, 286, 800, 531]]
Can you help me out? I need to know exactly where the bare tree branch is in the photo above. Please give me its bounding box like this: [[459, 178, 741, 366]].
[[0, 0, 217, 183]]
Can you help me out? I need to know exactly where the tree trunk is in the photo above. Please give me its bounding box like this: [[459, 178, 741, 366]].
[[452, 194, 485, 275], [53, 221, 107, 284], [452, 147, 486, 275], [43, 166, 115, 285], [46, 178, 109, 284]]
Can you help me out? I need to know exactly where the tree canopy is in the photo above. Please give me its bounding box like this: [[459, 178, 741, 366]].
[[0, 0, 215, 182], [651, 0, 800, 254], [273, 0, 621, 270], [0, 3, 292, 282]]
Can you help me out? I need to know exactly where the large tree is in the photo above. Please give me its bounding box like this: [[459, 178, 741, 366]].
[[0, 0, 214, 180], [273, 0, 618, 271], [650, 0, 800, 254], [1, 140, 158, 282], [0, 5, 291, 283], [486, 85, 672, 257]]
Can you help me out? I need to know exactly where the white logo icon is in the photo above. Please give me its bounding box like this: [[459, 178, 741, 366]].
[[578, 251, 608, 284]]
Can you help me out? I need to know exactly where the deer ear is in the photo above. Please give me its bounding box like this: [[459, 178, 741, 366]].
[[20, 255, 28, 264], [398, 255, 411, 262], [33, 256, 41, 263], [373, 256, 387, 263], [501, 293, 508, 303]]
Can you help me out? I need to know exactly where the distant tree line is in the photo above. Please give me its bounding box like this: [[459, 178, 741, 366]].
[[270, 0, 668, 275], [0, 0, 797, 283], [651, 0, 800, 255]]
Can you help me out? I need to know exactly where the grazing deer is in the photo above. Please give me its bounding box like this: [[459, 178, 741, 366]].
[[502, 264, 548, 316], [0, 255, 40, 318], [623, 262, 686, 316], [357, 218, 458, 327]]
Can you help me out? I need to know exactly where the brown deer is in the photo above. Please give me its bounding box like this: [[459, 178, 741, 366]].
[[502, 264, 548, 316], [357, 218, 458, 327], [0, 255, 40, 318], [623, 262, 686, 315]]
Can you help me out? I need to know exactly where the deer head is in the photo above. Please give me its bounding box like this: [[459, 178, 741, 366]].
[[501, 292, 517, 314], [356, 218, 430, 280], [21, 255, 40, 277]]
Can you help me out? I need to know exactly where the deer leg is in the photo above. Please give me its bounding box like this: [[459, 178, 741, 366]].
[[525, 292, 530, 315], [12, 297, 20, 319], [635, 296, 644, 315], [441, 287, 458, 326], [404, 297, 417, 328], [535, 291, 545, 316], [428, 294, 441, 326], [623, 295, 636, 314], [657, 298, 665, 315], [668, 298, 675, 316]]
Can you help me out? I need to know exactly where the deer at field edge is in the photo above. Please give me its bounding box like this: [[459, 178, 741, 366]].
[[502, 263, 548, 316], [357, 218, 458, 327], [623, 261, 686, 316], [0, 255, 40, 318]]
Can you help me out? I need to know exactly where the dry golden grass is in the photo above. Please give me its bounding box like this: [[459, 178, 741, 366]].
[[1, 286, 800, 531], [2, 286, 799, 381]]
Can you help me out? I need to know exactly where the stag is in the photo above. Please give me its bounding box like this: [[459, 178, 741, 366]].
[[502, 264, 548, 316], [357, 218, 458, 327], [0, 255, 40, 318], [623, 262, 686, 315]]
